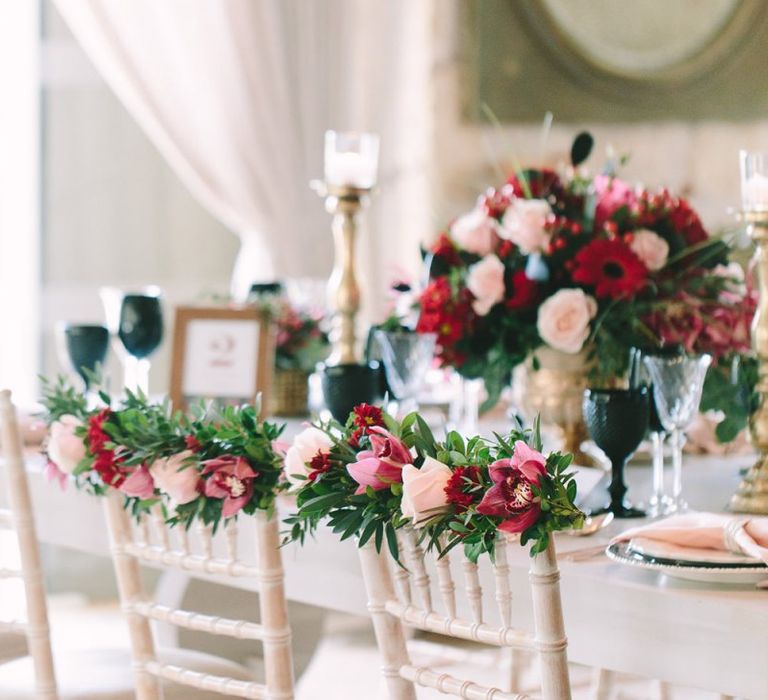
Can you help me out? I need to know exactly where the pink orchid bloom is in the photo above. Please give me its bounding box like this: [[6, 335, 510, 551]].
[[347, 455, 404, 495], [368, 426, 412, 465], [118, 465, 156, 500], [347, 427, 412, 495], [202, 456, 258, 517], [477, 441, 547, 534]]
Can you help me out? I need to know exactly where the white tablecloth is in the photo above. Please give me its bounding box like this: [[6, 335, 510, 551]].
[[22, 447, 768, 698]]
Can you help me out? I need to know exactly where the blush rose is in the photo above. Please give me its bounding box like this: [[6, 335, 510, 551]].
[[466, 254, 506, 316], [536, 288, 597, 354], [47, 414, 86, 475], [629, 229, 669, 271], [150, 450, 201, 505], [400, 456, 453, 527], [449, 208, 499, 256], [500, 198, 552, 254], [284, 427, 333, 486]]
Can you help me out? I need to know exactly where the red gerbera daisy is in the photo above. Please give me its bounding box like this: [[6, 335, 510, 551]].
[[572, 239, 648, 299]]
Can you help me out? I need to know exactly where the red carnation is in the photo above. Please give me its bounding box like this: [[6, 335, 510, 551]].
[[352, 404, 385, 433], [572, 239, 648, 299], [444, 466, 482, 510], [431, 233, 462, 267], [92, 450, 127, 488], [505, 271, 540, 311], [307, 451, 333, 482], [668, 197, 708, 246], [86, 408, 112, 453], [185, 435, 202, 452]]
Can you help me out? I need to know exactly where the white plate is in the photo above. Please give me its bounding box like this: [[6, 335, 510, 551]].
[[628, 537, 761, 565], [606, 541, 768, 584]]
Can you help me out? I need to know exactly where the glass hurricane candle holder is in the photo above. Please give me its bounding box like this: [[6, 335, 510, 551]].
[[740, 150, 768, 213], [324, 131, 379, 189]]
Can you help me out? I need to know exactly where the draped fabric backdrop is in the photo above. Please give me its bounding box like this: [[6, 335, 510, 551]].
[[52, 0, 433, 318]]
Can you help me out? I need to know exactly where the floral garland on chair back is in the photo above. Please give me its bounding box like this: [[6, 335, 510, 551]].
[[413, 134, 756, 441], [282, 403, 584, 561], [40, 378, 284, 527]]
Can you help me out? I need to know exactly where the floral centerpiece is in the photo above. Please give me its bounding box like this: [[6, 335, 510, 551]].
[[413, 134, 755, 441], [40, 379, 284, 527], [256, 298, 329, 416], [283, 403, 583, 561]]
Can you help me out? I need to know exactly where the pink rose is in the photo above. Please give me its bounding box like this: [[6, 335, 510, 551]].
[[347, 429, 411, 495], [202, 455, 258, 517], [119, 465, 155, 500], [449, 208, 499, 256], [500, 198, 552, 254], [477, 441, 547, 534], [150, 450, 201, 505], [400, 456, 452, 527], [537, 289, 597, 354], [284, 427, 333, 486], [466, 255, 506, 316], [629, 229, 668, 271], [47, 415, 86, 475]]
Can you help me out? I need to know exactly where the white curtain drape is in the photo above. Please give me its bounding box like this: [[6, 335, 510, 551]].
[[52, 0, 432, 311]]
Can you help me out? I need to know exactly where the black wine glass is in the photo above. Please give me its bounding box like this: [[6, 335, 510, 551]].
[[582, 387, 649, 518], [58, 323, 109, 391], [100, 286, 163, 394]]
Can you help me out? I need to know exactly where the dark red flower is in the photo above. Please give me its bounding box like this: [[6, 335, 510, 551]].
[[480, 185, 514, 218], [497, 239, 516, 259], [507, 168, 562, 200], [667, 197, 708, 246], [572, 239, 648, 299], [307, 451, 333, 482], [92, 450, 127, 488], [185, 435, 202, 452], [86, 408, 112, 453], [444, 466, 482, 509], [347, 427, 364, 449], [505, 271, 540, 311], [431, 233, 462, 267], [352, 404, 385, 433], [420, 276, 453, 311]]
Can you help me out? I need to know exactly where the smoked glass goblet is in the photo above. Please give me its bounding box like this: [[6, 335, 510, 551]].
[[583, 387, 649, 518]]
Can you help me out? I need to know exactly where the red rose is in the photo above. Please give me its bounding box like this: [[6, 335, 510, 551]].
[[505, 270, 540, 311]]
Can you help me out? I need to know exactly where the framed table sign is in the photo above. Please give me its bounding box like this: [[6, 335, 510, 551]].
[[169, 306, 275, 414]]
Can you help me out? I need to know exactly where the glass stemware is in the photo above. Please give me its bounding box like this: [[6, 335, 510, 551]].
[[56, 323, 110, 393], [373, 330, 436, 415], [100, 286, 163, 395], [583, 387, 649, 518], [643, 353, 712, 514]]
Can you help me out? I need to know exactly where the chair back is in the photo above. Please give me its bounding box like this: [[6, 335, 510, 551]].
[[358, 527, 571, 700], [104, 492, 294, 700], [0, 389, 58, 698]]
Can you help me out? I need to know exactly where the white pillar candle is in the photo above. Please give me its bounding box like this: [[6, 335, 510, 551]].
[[324, 131, 379, 188], [325, 151, 377, 188], [742, 172, 768, 211]]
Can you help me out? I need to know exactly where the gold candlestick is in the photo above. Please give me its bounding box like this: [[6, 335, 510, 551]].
[[312, 181, 372, 365], [730, 210, 768, 513]]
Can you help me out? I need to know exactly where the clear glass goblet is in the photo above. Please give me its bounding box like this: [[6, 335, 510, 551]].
[[643, 353, 712, 514], [373, 330, 436, 415]]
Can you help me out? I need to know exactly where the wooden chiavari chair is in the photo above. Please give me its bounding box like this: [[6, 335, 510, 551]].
[[103, 490, 294, 700], [358, 527, 572, 700], [0, 389, 291, 699]]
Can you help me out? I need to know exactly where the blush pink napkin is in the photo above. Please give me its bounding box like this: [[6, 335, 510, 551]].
[[611, 513, 768, 563]]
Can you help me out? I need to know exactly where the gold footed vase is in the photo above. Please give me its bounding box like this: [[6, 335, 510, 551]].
[[512, 347, 596, 467]]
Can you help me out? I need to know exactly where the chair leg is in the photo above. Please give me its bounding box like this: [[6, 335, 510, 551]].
[[592, 668, 615, 700], [656, 679, 672, 700], [358, 543, 416, 700]]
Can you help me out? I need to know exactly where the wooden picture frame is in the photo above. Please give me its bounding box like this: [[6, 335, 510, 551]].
[[169, 306, 275, 415]]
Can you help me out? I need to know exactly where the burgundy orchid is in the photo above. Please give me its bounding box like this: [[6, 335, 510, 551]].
[[477, 441, 547, 533]]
